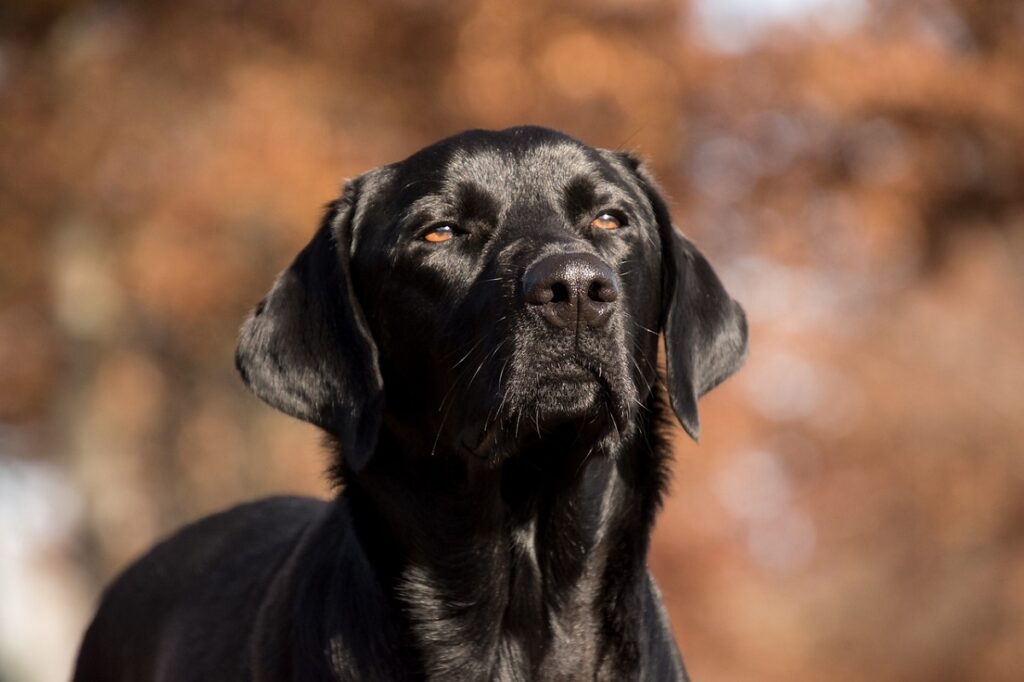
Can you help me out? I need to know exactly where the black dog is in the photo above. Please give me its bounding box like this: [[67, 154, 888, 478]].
[[73, 126, 747, 681]]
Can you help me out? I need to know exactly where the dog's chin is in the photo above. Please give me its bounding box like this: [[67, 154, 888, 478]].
[[535, 375, 604, 418]]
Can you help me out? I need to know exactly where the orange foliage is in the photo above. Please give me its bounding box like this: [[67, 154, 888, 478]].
[[0, 1, 1022, 680]]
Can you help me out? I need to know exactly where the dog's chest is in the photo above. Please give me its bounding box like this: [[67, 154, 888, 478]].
[[399, 549, 625, 681]]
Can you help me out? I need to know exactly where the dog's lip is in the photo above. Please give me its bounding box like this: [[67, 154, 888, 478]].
[[455, 355, 632, 459], [541, 371, 598, 386], [538, 360, 602, 383]]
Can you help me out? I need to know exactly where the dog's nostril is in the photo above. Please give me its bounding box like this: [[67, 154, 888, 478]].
[[550, 281, 570, 304], [529, 286, 554, 305], [589, 279, 618, 303]]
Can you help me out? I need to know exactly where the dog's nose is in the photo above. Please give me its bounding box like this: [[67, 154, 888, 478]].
[[523, 252, 620, 329]]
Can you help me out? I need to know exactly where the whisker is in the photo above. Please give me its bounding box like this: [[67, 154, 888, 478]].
[[431, 387, 460, 456], [614, 123, 646, 152], [432, 338, 507, 454], [466, 340, 506, 390], [436, 372, 463, 414], [622, 310, 659, 337], [574, 445, 596, 478], [607, 403, 622, 439], [451, 336, 487, 369], [628, 354, 654, 397], [490, 358, 514, 427], [630, 335, 660, 384]]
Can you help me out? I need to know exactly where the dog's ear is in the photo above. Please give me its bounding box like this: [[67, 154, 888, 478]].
[[236, 177, 383, 471], [620, 153, 748, 441]]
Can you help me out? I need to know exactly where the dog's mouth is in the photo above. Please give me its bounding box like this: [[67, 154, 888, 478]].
[[455, 355, 634, 461], [533, 362, 606, 414]]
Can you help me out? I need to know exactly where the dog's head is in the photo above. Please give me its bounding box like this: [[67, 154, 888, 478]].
[[236, 127, 747, 472]]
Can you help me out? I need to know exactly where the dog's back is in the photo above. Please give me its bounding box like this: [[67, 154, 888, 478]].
[[73, 496, 324, 682]]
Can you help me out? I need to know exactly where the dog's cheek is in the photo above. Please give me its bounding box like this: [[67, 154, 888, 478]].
[[356, 265, 447, 415], [623, 252, 662, 345], [613, 261, 660, 413]]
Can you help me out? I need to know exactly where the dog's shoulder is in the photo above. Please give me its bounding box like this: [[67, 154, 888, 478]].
[[75, 496, 327, 682], [119, 495, 326, 595]]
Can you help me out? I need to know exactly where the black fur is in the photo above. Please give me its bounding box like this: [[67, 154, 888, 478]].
[[73, 126, 747, 681]]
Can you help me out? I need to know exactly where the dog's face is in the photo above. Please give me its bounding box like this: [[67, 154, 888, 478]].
[[351, 130, 663, 461], [237, 127, 747, 471]]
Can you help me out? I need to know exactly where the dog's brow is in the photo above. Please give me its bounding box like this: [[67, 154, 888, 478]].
[[562, 174, 634, 221], [563, 176, 598, 221], [403, 194, 455, 225], [455, 182, 500, 223]]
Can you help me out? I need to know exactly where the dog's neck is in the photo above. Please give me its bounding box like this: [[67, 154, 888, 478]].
[[341, 397, 670, 680]]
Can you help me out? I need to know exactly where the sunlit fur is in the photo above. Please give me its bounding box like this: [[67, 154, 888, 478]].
[[74, 127, 747, 682]]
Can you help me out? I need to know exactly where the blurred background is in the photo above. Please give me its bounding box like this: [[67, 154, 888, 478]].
[[1, 0, 1023, 680]]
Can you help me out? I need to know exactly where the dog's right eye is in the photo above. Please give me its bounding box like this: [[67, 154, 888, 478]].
[[590, 212, 624, 230], [423, 224, 457, 243]]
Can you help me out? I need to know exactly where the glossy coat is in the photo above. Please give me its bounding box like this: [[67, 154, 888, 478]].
[[74, 127, 747, 682]]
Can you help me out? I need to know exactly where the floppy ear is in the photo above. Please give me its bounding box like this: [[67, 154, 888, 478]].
[[622, 154, 748, 441], [661, 228, 748, 440], [235, 178, 383, 471]]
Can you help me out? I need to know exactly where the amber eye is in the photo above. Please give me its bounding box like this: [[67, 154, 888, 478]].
[[590, 212, 622, 230], [424, 224, 456, 243]]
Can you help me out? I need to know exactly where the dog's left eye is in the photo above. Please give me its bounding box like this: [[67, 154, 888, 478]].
[[590, 212, 623, 230], [423, 224, 457, 243]]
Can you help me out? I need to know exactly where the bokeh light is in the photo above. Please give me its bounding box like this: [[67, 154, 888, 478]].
[[1, 1, 1022, 680]]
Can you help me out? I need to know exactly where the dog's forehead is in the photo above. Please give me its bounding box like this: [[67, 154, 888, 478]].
[[441, 142, 597, 196], [352, 129, 650, 254]]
